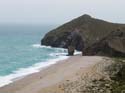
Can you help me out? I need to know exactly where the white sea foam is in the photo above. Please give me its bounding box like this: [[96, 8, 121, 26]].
[[32, 44, 81, 54], [0, 56, 69, 87], [74, 50, 81, 55], [32, 44, 51, 48], [0, 44, 81, 87], [0, 45, 69, 87]]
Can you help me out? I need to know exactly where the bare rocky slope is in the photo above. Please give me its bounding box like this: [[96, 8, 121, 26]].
[[58, 58, 125, 93], [41, 14, 125, 57]]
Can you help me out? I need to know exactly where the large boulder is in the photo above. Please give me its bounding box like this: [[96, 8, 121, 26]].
[[41, 14, 125, 57]]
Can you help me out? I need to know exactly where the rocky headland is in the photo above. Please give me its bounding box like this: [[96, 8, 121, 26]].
[[40, 14, 125, 93], [41, 14, 125, 57]]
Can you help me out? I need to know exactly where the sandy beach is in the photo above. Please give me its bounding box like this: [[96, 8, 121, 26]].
[[0, 56, 108, 93]]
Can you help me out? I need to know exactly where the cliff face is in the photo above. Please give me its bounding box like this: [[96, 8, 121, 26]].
[[41, 14, 125, 57]]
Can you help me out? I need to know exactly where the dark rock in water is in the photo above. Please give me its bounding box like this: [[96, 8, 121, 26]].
[[41, 14, 125, 57], [68, 46, 75, 56]]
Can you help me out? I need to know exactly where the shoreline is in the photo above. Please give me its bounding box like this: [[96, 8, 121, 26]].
[[0, 54, 69, 87], [0, 45, 80, 88], [0, 55, 105, 93]]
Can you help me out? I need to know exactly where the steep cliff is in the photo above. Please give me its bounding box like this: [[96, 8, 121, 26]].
[[41, 14, 125, 57]]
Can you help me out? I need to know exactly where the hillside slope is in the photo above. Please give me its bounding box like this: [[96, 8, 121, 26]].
[[41, 14, 125, 56]]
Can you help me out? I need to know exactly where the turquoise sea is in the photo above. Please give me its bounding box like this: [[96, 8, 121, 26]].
[[0, 24, 69, 87]]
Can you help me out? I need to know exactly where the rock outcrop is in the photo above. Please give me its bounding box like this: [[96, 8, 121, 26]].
[[41, 14, 125, 57], [66, 29, 84, 55], [59, 58, 125, 93]]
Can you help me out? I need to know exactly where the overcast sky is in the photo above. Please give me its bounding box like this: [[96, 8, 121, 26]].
[[0, 0, 125, 24]]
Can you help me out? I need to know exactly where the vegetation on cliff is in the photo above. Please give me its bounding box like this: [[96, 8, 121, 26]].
[[111, 58, 125, 93]]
